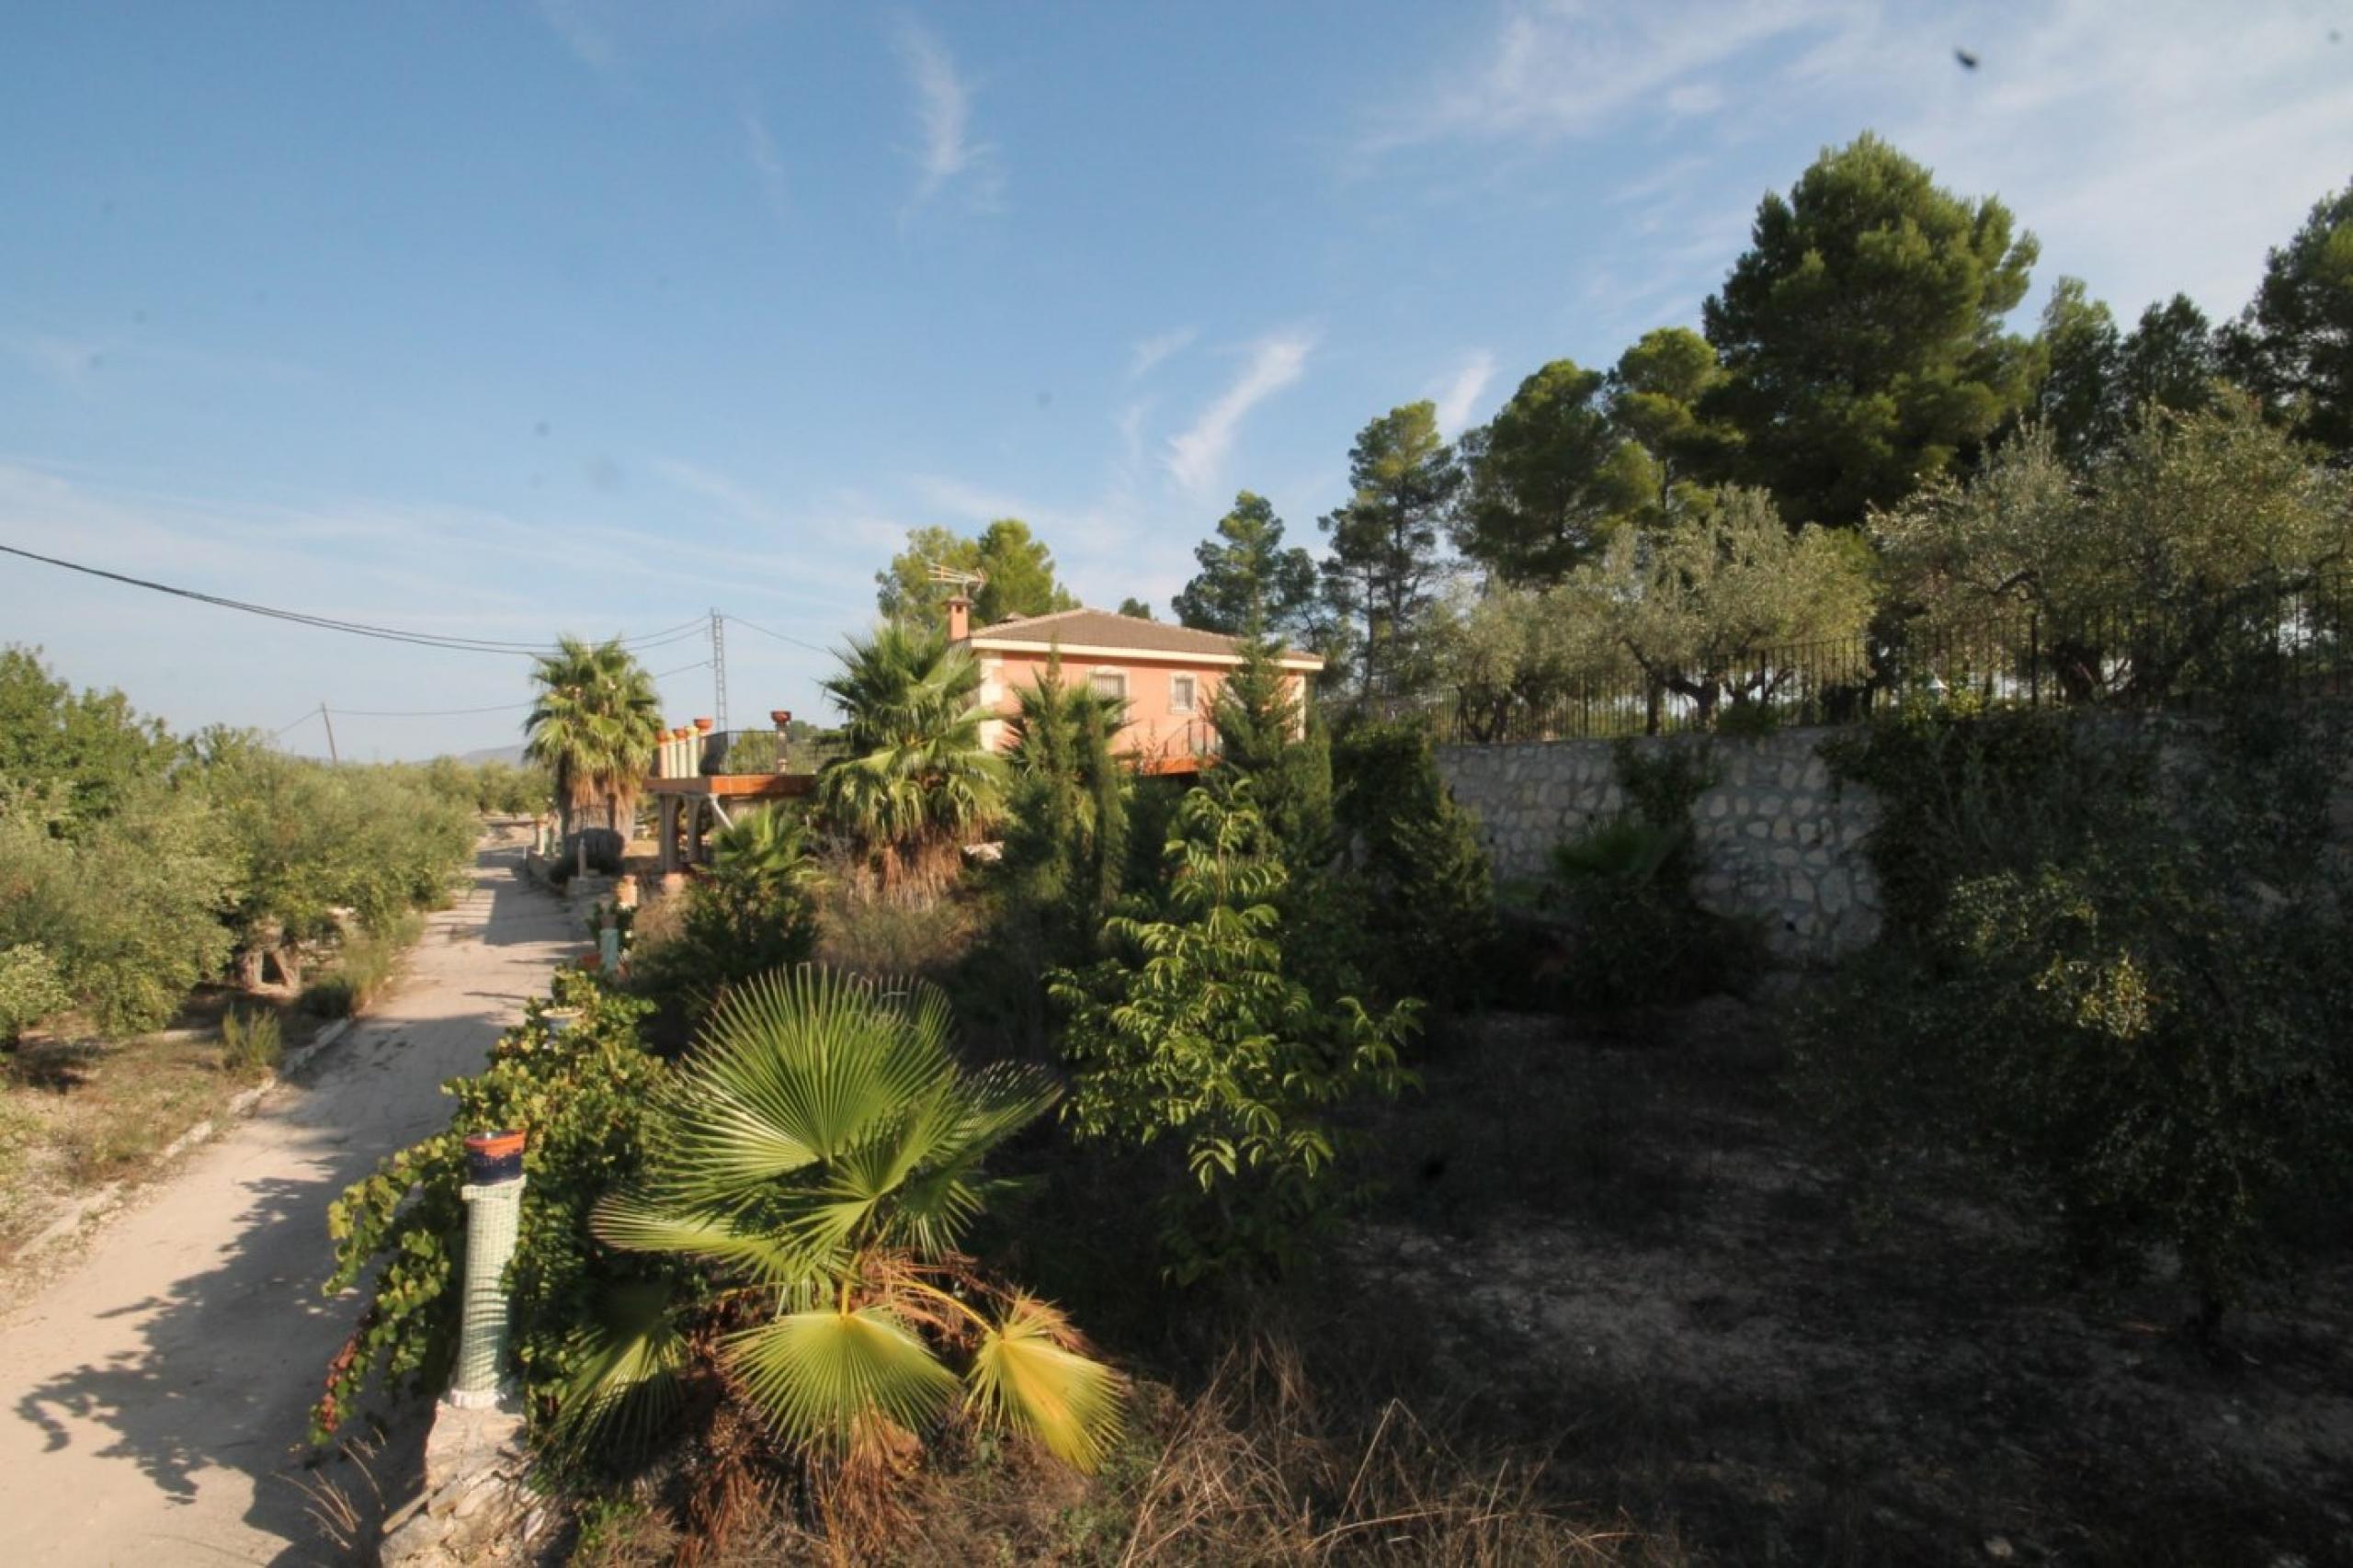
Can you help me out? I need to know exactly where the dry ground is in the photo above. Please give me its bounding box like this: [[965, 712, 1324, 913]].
[[0, 991, 335, 1273], [0, 830, 578, 1565], [1329, 1001, 2353, 1567]]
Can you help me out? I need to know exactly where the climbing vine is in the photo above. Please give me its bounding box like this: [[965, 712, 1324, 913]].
[[313, 969, 674, 1449]]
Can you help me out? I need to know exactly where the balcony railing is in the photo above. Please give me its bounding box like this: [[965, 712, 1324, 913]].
[[1126, 718, 1222, 774]]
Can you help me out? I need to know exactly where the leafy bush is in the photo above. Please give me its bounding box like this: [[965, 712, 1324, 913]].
[[1818, 697, 2154, 937], [0, 659, 477, 1037], [316, 971, 671, 1449], [1543, 739, 1761, 1007], [1944, 857, 2348, 1317], [1052, 785, 1419, 1281], [300, 974, 359, 1018], [219, 1006, 283, 1077], [1804, 701, 2353, 1324], [0, 943, 71, 1044], [0, 787, 237, 1035], [629, 807, 821, 1017], [300, 914, 418, 1017]]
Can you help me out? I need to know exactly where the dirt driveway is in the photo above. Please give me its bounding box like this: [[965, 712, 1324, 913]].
[[0, 833, 576, 1566]]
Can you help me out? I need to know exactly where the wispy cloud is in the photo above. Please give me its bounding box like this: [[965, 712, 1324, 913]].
[[1164, 332, 1314, 495], [1360, 0, 2353, 322], [908, 473, 1039, 526], [654, 458, 780, 530], [1360, 0, 1854, 153], [6, 329, 314, 396], [1431, 349, 1498, 437], [7, 334, 108, 394], [1128, 327, 1196, 381], [535, 0, 620, 74], [742, 109, 789, 225], [894, 18, 1000, 215]]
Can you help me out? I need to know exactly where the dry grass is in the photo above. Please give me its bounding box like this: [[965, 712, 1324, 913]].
[[573, 1339, 1666, 1567], [0, 991, 327, 1265], [814, 883, 983, 982]]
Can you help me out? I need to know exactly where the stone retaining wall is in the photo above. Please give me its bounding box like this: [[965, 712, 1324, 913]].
[[1437, 728, 1881, 960]]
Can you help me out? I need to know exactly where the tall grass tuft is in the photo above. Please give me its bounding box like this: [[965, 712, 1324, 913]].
[[220, 1006, 283, 1078]]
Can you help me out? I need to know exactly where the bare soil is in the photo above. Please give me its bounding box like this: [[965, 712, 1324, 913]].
[[1330, 1001, 2353, 1567]]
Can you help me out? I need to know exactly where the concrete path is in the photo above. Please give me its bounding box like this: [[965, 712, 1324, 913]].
[[0, 834, 578, 1566]]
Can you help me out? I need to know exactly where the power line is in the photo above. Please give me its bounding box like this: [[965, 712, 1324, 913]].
[[0, 541, 714, 655], [724, 612, 834, 654], [321, 659, 714, 719]]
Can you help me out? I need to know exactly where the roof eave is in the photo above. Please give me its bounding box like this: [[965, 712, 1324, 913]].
[[966, 636, 1324, 671]]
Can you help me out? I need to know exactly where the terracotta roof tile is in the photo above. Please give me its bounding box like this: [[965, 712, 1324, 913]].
[[967, 608, 1320, 665]]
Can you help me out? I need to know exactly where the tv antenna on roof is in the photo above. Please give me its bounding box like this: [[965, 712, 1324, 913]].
[[926, 563, 987, 596]]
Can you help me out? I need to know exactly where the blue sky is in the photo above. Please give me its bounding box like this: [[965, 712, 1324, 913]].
[[4, 0, 2347, 759]]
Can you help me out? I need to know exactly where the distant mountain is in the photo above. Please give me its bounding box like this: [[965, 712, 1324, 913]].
[[457, 744, 529, 766]]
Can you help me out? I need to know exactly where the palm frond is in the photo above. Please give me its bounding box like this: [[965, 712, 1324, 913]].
[[688, 969, 953, 1168], [965, 1294, 1126, 1472], [723, 1306, 961, 1453], [590, 1194, 809, 1286], [546, 1278, 688, 1459]]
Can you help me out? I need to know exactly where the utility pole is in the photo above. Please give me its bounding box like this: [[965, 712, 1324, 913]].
[[319, 701, 340, 764], [710, 608, 729, 733]]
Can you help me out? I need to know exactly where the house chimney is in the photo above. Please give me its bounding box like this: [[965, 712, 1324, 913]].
[[946, 595, 971, 642]]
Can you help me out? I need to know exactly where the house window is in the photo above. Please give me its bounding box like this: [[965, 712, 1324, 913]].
[[1169, 673, 1198, 713], [1090, 669, 1128, 703]]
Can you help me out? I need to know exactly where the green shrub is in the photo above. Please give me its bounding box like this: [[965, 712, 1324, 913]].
[[1052, 785, 1419, 1282], [316, 971, 671, 1453], [1802, 702, 2353, 1325], [219, 1006, 283, 1077], [0, 788, 236, 1035], [820, 885, 979, 980], [1542, 739, 1762, 1007], [301, 974, 358, 1018], [1817, 698, 2154, 936], [628, 807, 821, 1019], [0, 943, 71, 1044], [1712, 698, 1784, 738], [301, 914, 418, 1017]]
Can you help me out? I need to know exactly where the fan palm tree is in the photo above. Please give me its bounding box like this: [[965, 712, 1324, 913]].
[[814, 624, 1002, 896], [708, 803, 825, 896], [572, 967, 1123, 1471], [524, 637, 664, 873]]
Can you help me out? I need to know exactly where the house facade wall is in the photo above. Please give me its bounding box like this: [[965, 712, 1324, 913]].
[[975, 650, 1312, 765]]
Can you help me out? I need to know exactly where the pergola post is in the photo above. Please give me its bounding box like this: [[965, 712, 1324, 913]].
[[657, 796, 680, 874]]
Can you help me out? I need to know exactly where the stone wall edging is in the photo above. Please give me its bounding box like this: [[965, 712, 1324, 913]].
[[1436, 726, 1882, 960]]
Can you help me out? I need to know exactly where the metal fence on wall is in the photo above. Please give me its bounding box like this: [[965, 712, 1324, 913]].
[[1342, 573, 2353, 745]]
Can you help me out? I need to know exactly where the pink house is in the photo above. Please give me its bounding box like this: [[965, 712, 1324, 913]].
[[948, 599, 1323, 775]]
